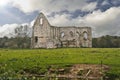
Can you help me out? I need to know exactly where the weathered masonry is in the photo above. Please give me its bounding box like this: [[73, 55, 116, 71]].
[[31, 13, 92, 48]]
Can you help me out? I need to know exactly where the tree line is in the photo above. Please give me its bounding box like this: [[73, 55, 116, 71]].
[[0, 35, 119, 48], [0, 36, 31, 49], [0, 24, 119, 48], [0, 24, 31, 49], [92, 35, 120, 48]]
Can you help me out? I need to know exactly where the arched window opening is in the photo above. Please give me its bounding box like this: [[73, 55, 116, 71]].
[[70, 31, 73, 37], [35, 36, 38, 43], [76, 31, 80, 37], [83, 32, 88, 40], [61, 32, 65, 38], [40, 18, 43, 25]]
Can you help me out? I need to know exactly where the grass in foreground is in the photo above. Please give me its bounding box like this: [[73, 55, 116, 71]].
[[0, 48, 120, 79]]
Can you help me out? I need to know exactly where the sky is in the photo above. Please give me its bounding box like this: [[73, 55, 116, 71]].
[[0, 0, 120, 37]]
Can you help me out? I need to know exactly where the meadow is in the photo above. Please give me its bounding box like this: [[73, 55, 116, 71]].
[[0, 48, 120, 79]]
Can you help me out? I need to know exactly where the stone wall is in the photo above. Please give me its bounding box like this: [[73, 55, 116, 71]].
[[31, 13, 92, 48]]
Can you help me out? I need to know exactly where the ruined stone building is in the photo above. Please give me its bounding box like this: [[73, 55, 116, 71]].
[[31, 13, 92, 48]]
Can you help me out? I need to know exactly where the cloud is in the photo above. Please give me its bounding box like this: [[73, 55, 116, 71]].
[[112, 0, 120, 6], [30, 20, 35, 27], [48, 13, 85, 27], [84, 7, 120, 37], [0, 0, 11, 7], [0, 8, 23, 22], [84, 7, 120, 26], [101, 0, 109, 6], [0, 24, 18, 37], [81, 2, 97, 11], [3, 0, 92, 14], [48, 7, 120, 37], [0, 7, 120, 37], [0, 22, 33, 37], [0, 0, 120, 37]]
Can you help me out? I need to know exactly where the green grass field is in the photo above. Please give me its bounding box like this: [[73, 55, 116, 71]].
[[0, 48, 120, 79]]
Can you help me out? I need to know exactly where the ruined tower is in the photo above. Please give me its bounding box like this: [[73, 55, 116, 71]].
[[31, 13, 92, 48]]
